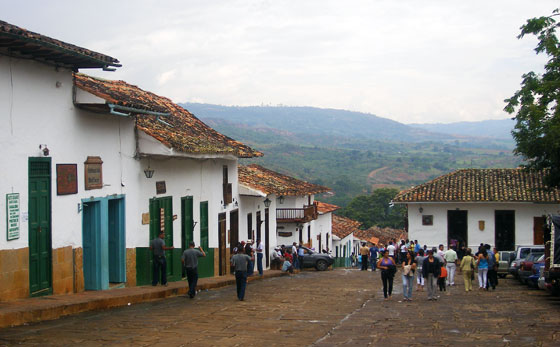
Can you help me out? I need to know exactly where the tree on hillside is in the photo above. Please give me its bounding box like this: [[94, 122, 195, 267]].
[[504, 9, 560, 187], [339, 188, 406, 229]]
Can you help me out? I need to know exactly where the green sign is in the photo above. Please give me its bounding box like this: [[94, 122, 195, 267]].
[[6, 193, 20, 241]]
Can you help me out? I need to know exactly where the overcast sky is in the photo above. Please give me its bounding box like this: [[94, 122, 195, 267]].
[[2, 1, 557, 124]]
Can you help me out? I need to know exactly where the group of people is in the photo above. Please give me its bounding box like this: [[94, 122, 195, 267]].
[[355, 239, 501, 302]]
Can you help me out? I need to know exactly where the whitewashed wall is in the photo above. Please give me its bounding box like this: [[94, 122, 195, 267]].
[[238, 193, 278, 262], [406, 202, 560, 249], [0, 55, 238, 252], [311, 212, 332, 252]]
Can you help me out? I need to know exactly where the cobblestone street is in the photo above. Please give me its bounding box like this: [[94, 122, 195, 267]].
[[0, 268, 559, 346]]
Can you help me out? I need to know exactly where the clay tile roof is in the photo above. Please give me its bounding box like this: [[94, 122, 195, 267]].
[[74, 73, 262, 158], [393, 168, 560, 203], [332, 214, 361, 239], [0, 20, 120, 70], [354, 229, 380, 245], [364, 226, 407, 246], [238, 164, 331, 196], [316, 201, 340, 214]]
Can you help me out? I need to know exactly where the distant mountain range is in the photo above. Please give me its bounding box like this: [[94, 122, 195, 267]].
[[181, 103, 514, 148], [409, 119, 515, 140]]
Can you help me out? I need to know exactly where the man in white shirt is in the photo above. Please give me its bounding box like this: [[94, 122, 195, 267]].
[[387, 242, 396, 261], [444, 246, 458, 286], [256, 238, 265, 276]]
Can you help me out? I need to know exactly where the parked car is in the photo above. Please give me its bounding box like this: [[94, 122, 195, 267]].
[[297, 246, 334, 271], [509, 246, 545, 278], [497, 251, 516, 278], [527, 255, 545, 288], [519, 253, 545, 284]]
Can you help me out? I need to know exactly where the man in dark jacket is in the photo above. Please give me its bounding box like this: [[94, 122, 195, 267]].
[[422, 250, 441, 301]]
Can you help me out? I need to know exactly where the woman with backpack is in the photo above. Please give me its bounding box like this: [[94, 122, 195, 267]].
[[377, 250, 396, 300]]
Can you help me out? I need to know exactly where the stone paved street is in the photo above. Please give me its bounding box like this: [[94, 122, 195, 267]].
[[0, 268, 559, 346]]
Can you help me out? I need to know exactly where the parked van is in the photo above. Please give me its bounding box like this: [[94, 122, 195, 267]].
[[497, 251, 516, 278]]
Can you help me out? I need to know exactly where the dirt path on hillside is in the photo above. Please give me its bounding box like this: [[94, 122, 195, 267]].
[[367, 166, 388, 179]]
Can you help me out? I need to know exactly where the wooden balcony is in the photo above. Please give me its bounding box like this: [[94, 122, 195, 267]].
[[276, 204, 318, 223]]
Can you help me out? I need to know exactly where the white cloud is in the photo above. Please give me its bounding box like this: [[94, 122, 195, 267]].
[[1, 0, 558, 123]]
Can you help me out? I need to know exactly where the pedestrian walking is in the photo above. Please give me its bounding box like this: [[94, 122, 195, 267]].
[[231, 246, 253, 301], [485, 244, 497, 290], [438, 265, 447, 291], [444, 245, 458, 286], [415, 249, 425, 291], [150, 231, 174, 286], [386, 241, 396, 262], [402, 251, 416, 301], [360, 243, 369, 271], [369, 243, 379, 271], [422, 250, 442, 301], [459, 249, 475, 292], [245, 240, 254, 276], [181, 241, 206, 298], [256, 238, 264, 276], [298, 244, 305, 271], [477, 249, 489, 290], [377, 250, 396, 300]]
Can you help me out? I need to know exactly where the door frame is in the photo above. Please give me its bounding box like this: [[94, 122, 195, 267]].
[[28, 157, 52, 297], [447, 210, 468, 249], [82, 195, 126, 290]]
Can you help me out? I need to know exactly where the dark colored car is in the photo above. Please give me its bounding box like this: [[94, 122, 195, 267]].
[[519, 253, 545, 284], [509, 249, 545, 279], [527, 256, 545, 288], [298, 246, 334, 271]]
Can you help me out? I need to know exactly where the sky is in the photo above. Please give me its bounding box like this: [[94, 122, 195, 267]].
[[1, 0, 558, 124]]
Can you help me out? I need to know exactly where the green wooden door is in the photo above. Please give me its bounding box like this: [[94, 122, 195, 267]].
[[149, 197, 174, 279], [198, 201, 214, 278], [181, 196, 194, 251], [28, 157, 52, 297]]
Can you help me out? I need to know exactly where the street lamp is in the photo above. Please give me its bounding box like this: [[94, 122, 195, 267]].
[[263, 197, 271, 207]]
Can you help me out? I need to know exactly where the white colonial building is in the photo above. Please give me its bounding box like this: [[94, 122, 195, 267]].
[[237, 164, 332, 265], [0, 20, 261, 300], [393, 169, 560, 251]]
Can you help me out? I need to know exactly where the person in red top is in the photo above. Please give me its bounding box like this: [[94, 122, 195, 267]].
[[438, 265, 447, 291]]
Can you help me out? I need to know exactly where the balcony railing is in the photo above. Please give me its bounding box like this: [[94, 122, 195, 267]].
[[276, 204, 318, 223]]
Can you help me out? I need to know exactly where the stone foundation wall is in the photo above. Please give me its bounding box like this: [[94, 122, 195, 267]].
[[52, 246, 74, 295], [0, 248, 29, 301], [126, 248, 136, 287]]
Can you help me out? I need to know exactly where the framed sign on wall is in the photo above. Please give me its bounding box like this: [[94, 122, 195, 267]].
[[56, 164, 78, 195], [84, 156, 103, 190]]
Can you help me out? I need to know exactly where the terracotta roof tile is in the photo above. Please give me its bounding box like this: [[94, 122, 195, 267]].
[[238, 164, 331, 196], [0, 20, 120, 70], [316, 201, 340, 214], [393, 169, 560, 203], [364, 226, 407, 246], [332, 214, 361, 239], [74, 73, 262, 158]]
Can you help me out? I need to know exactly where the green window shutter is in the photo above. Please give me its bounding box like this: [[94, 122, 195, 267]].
[[200, 201, 208, 249]]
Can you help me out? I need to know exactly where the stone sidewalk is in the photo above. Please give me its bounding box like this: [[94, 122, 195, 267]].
[[0, 270, 288, 329]]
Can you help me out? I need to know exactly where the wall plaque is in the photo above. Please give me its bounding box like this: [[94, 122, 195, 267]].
[[84, 156, 103, 190], [156, 181, 166, 195], [6, 193, 20, 241], [57, 164, 78, 195], [278, 231, 292, 237], [142, 213, 150, 225], [422, 215, 433, 226]]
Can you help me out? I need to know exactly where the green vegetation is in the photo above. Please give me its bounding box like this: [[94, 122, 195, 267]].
[[504, 9, 560, 187], [183, 102, 523, 223], [338, 188, 407, 229]]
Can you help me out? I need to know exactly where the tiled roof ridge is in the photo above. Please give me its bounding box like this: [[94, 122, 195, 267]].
[[74, 73, 262, 158], [332, 214, 361, 239], [393, 168, 559, 203], [316, 200, 340, 214], [0, 20, 119, 67], [238, 164, 331, 196]]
